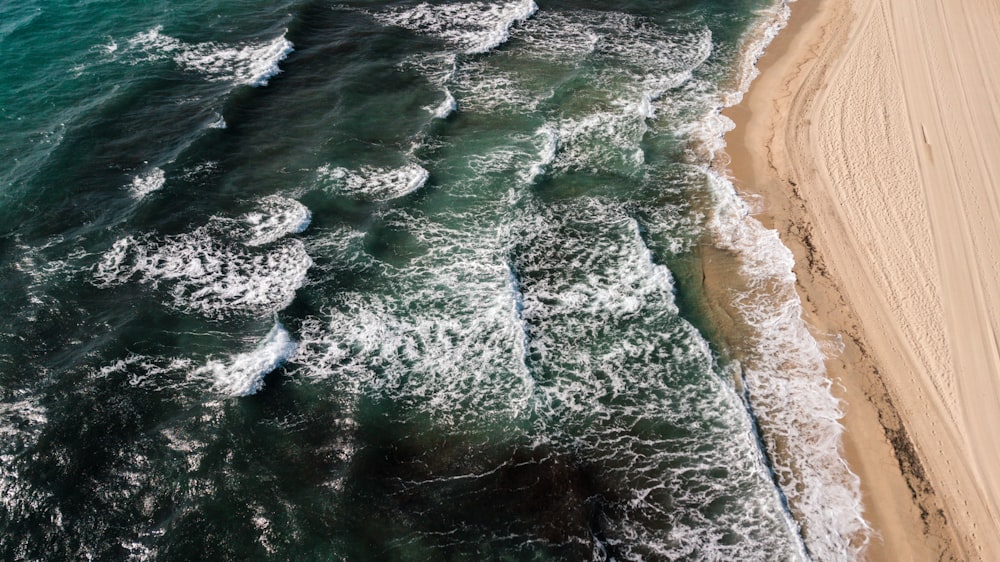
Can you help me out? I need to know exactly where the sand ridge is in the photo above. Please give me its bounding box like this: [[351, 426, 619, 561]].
[[724, 0, 1000, 558]]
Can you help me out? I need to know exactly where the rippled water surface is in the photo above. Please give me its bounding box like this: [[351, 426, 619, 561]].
[[0, 1, 865, 559]]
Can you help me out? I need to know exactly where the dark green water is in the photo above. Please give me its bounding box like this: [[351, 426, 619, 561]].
[[0, 1, 866, 560]]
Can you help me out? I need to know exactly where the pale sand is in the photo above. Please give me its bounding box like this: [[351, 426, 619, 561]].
[[724, 0, 1000, 559]]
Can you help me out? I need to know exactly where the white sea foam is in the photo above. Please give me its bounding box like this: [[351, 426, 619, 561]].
[[120, 540, 155, 562], [94, 228, 312, 319], [344, 185, 776, 554], [291, 217, 540, 425], [448, 61, 543, 113], [373, 0, 537, 55], [175, 34, 293, 87], [318, 163, 429, 201], [501, 201, 806, 559], [695, 1, 869, 558], [129, 167, 166, 199], [198, 322, 297, 396], [512, 206, 682, 363], [503, 260, 534, 395], [239, 195, 312, 246], [507, 11, 601, 59], [179, 160, 219, 181], [403, 53, 457, 87], [708, 167, 868, 560], [397, 9, 709, 123], [251, 506, 279, 554], [512, 9, 710, 109], [207, 114, 227, 129], [597, 21, 712, 75], [293, 291, 537, 425], [508, 8, 712, 74], [456, 130, 557, 188], [278, 183, 810, 557], [434, 10, 708, 167], [725, 1, 792, 107], [127, 26, 293, 87], [589, 20, 710, 124], [425, 89, 456, 119], [523, 125, 557, 183], [95, 195, 312, 318], [97, 354, 196, 391], [553, 110, 647, 173]]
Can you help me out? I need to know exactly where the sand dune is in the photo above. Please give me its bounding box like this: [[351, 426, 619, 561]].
[[726, 0, 1000, 558]]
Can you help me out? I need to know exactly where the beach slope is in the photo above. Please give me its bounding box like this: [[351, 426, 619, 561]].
[[726, 0, 1000, 558]]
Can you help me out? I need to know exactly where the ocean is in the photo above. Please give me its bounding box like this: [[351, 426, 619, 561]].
[[0, 0, 867, 559]]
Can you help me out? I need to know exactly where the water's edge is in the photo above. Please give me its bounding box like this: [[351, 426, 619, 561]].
[[706, 1, 870, 558]]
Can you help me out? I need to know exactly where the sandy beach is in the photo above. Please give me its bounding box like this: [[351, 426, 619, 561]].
[[724, 0, 1000, 558]]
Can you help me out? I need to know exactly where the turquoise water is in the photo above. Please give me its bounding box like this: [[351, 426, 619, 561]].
[[1, 1, 865, 560]]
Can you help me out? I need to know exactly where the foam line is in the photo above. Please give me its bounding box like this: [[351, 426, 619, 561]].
[[697, 1, 869, 558]]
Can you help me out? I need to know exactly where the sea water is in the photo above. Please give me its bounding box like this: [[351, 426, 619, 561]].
[[0, 0, 866, 559]]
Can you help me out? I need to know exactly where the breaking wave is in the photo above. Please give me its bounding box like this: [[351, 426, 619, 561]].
[[126, 26, 293, 87], [373, 0, 537, 55]]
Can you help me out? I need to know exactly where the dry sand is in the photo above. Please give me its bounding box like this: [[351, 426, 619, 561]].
[[724, 0, 1000, 559]]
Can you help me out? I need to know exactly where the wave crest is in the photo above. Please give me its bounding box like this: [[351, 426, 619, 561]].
[[126, 26, 293, 87], [373, 0, 537, 55]]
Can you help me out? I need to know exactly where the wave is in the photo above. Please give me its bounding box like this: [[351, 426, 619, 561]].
[[239, 195, 312, 247], [425, 88, 456, 119], [126, 26, 293, 87], [707, 167, 869, 561], [507, 11, 601, 59], [512, 10, 711, 111], [290, 217, 540, 426], [0, 4, 40, 43], [503, 202, 807, 559], [551, 109, 650, 174], [128, 167, 166, 199], [93, 197, 313, 319], [523, 125, 557, 183], [372, 0, 537, 55], [392, 7, 711, 127], [198, 322, 297, 397], [318, 163, 429, 201], [207, 113, 227, 129], [283, 186, 809, 557], [448, 60, 544, 113]]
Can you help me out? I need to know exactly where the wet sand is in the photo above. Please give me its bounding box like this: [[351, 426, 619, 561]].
[[723, 0, 1000, 558]]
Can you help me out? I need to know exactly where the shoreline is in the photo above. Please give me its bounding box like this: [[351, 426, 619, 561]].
[[719, 4, 943, 558], [698, 2, 871, 557], [723, 0, 1000, 559]]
